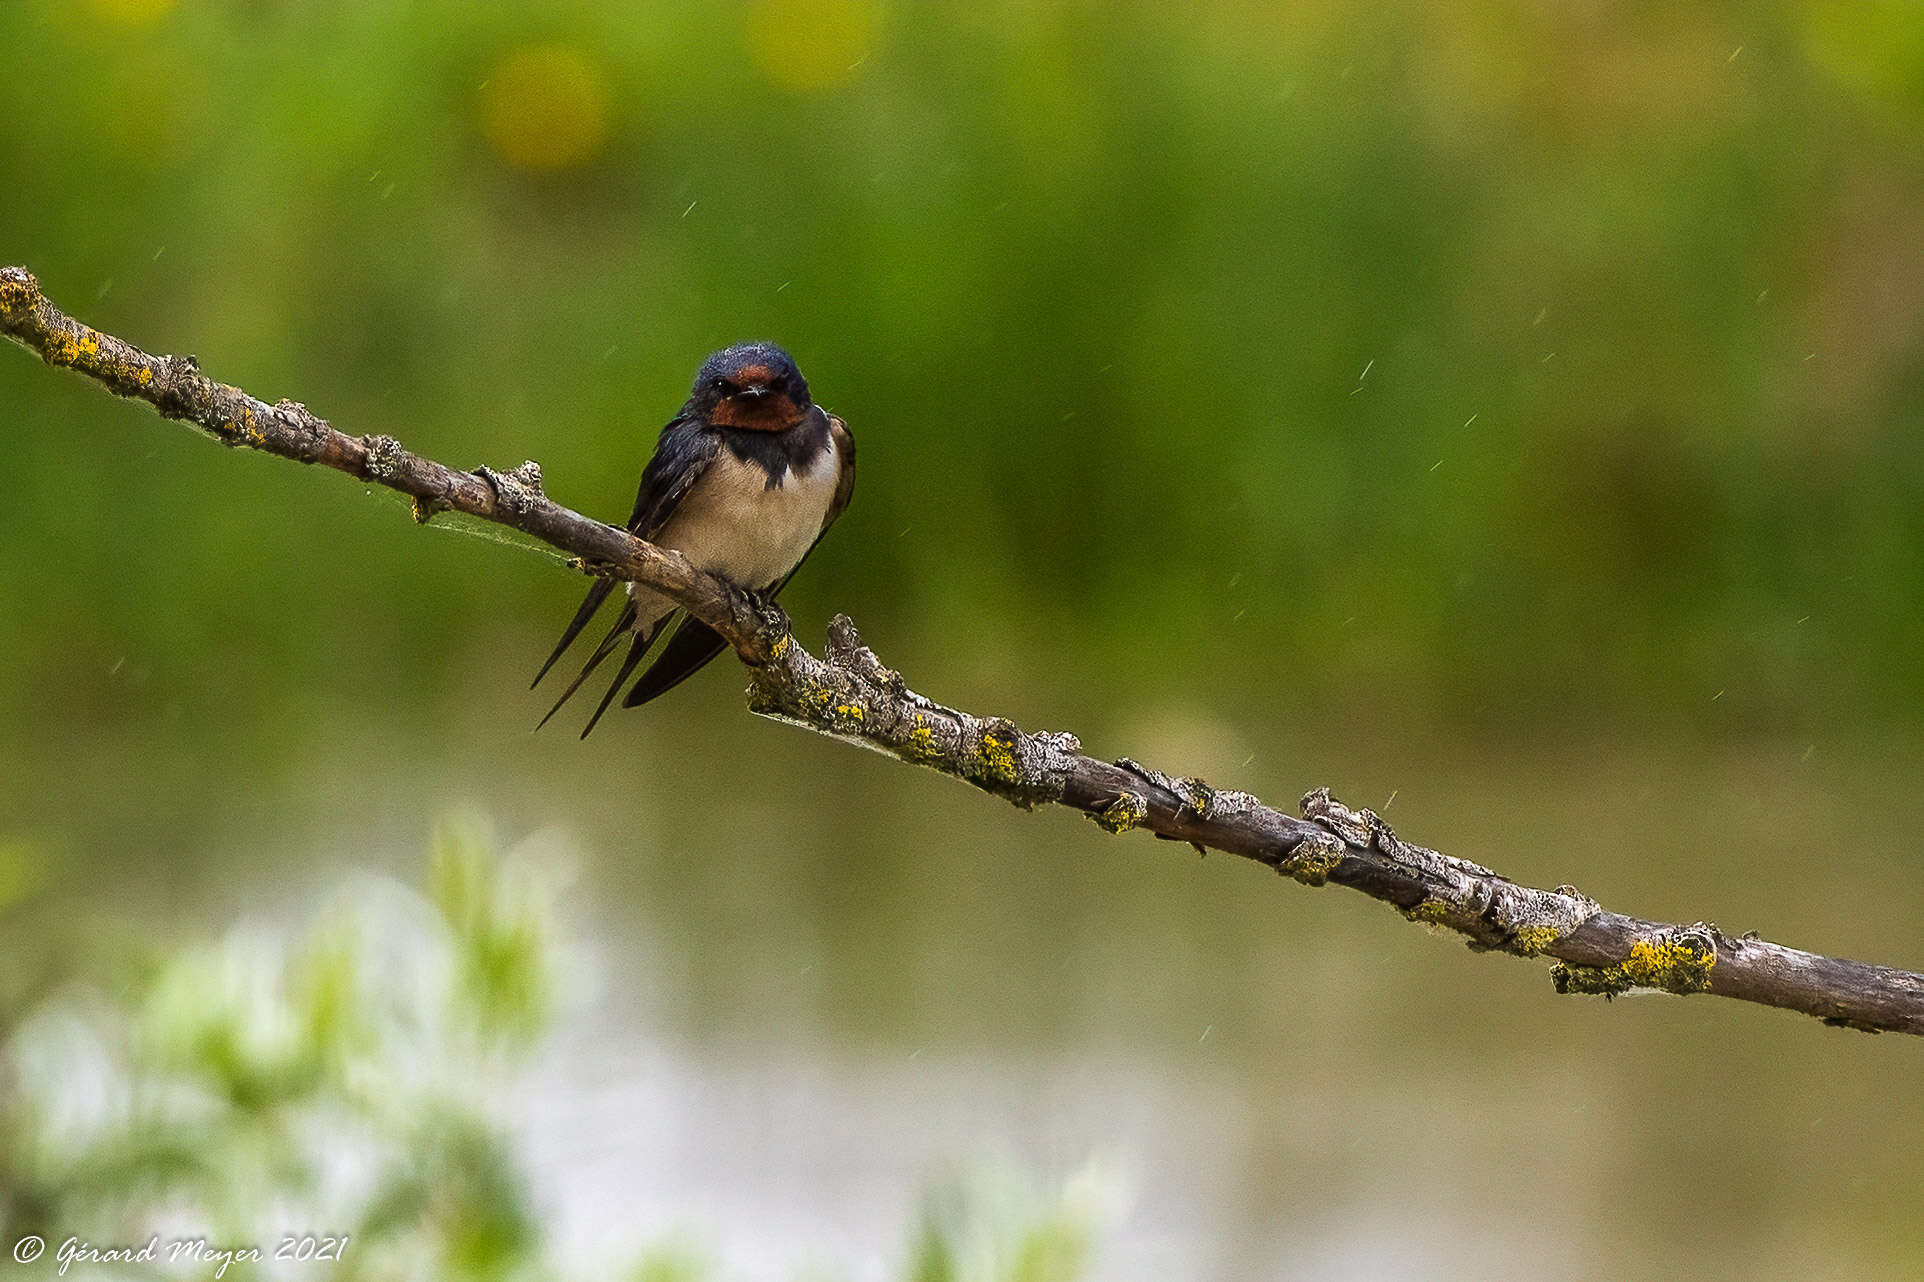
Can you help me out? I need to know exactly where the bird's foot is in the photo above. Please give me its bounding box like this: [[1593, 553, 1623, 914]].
[[728, 583, 790, 652]]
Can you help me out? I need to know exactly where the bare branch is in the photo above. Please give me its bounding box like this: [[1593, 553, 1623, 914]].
[[6, 264, 1920, 1036]]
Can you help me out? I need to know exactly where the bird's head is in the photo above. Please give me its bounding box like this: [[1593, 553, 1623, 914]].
[[692, 342, 813, 432]]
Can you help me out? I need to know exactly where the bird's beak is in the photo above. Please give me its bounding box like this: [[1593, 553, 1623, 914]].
[[737, 385, 769, 400]]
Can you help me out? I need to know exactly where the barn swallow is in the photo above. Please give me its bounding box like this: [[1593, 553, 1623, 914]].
[[532, 343, 855, 735]]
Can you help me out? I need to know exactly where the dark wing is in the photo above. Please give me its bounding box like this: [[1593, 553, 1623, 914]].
[[623, 416, 724, 543], [530, 415, 718, 692], [822, 412, 858, 530], [622, 412, 855, 710]]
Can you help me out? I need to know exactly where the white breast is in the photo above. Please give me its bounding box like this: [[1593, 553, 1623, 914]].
[[626, 437, 840, 627]]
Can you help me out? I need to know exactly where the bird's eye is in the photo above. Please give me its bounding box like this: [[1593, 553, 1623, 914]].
[[710, 377, 732, 395]]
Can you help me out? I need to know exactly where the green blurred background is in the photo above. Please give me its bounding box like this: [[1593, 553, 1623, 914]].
[[2, 0, 1922, 1277]]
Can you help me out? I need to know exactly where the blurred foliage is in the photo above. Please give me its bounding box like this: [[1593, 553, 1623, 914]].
[[2, 0, 1921, 752], [432, 815, 555, 1049], [0, 822, 1112, 1280], [908, 1163, 1118, 1282], [1, 818, 561, 1279]]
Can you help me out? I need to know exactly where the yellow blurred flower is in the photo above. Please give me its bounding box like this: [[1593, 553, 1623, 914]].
[[746, 0, 879, 93], [479, 44, 613, 173]]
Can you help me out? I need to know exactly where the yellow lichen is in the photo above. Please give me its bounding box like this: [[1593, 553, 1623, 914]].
[[1551, 961, 1629, 997], [1509, 926, 1562, 957], [1401, 898, 1451, 925], [1281, 836, 1343, 887], [972, 730, 1021, 786], [902, 719, 941, 763], [1551, 934, 1715, 997], [1177, 780, 1215, 820], [43, 328, 100, 368], [1621, 938, 1715, 990], [1091, 790, 1148, 835], [0, 280, 32, 315]]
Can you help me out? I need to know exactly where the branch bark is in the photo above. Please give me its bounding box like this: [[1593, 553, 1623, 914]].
[[6, 264, 1921, 1037]]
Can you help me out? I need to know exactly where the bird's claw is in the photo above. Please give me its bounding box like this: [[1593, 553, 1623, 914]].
[[730, 584, 789, 642]]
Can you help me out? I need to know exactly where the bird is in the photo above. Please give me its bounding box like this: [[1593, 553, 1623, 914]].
[[531, 342, 855, 736]]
